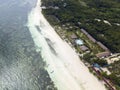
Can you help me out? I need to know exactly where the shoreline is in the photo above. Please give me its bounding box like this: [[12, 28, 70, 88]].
[[27, 0, 107, 90]]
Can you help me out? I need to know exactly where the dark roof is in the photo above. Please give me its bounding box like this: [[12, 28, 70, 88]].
[[80, 45, 89, 51]]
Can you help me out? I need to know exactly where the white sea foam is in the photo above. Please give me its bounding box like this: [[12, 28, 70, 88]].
[[27, 0, 107, 90]]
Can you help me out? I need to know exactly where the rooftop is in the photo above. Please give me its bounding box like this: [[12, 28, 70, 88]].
[[75, 39, 84, 45], [70, 33, 78, 39], [79, 45, 89, 51], [96, 51, 111, 58]]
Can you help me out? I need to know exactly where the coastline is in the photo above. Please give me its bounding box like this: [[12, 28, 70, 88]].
[[27, 0, 107, 90]]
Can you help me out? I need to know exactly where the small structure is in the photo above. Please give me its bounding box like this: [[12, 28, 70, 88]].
[[96, 51, 111, 58], [54, 6, 59, 9], [70, 33, 78, 39], [114, 23, 120, 26], [103, 20, 111, 26], [106, 53, 120, 64], [79, 45, 89, 51], [41, 6, 47, 9], [95, 18, 101, 22], [63, 3, 67, 7], [78, 22, 81, 25], [75, 39, 84, 45]]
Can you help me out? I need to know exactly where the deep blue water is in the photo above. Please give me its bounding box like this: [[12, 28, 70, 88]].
[[0, 0, 55, 90]]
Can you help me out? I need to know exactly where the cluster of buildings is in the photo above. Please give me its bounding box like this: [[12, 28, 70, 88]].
[[81, 28, 111, 58], [70, 29, 115, 90], [106, 53, 120, 64], [70, 33, 89, 52], [70, 30, 112, 59]]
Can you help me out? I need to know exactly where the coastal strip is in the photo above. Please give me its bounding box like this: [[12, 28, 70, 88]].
[[27, 0, 107, 90]]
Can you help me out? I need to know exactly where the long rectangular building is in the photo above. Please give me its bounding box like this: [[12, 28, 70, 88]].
[[81, 28, 96, 43]]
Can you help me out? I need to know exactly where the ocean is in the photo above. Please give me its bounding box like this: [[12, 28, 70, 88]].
[[0, 0, 55, 90], [0, 0, 107, 90]]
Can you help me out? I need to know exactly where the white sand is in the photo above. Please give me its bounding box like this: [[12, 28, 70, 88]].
[[27, 0, 107, 90]]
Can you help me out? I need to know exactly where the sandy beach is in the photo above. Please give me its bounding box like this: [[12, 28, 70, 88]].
[[27, 0, 107, 90]]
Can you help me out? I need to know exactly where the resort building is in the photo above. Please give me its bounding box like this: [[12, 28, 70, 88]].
[[79, 45, 89, 51], [70, 33, 78, 39], [97, 42, 109, 51], [96, 51, 111, 58], [81, 28, 96, 43]]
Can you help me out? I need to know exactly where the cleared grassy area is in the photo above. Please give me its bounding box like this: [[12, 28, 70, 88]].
[[76, 30, 104, 54]]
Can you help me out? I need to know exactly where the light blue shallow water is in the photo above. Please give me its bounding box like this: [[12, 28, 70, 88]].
[[0, 0, 56, 90]]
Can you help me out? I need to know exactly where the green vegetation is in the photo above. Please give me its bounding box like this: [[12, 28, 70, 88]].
[[83, 53, 107, 66], [76, 30, 104, 54], [101, 72, 120, 89], [41, 0, 120, 88], [109, 60, 120, 75], [108, 60, 120, 88], [41, 0, 120, 53]]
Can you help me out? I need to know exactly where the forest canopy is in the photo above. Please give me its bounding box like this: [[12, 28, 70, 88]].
[[42, 0, 120, 53]]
